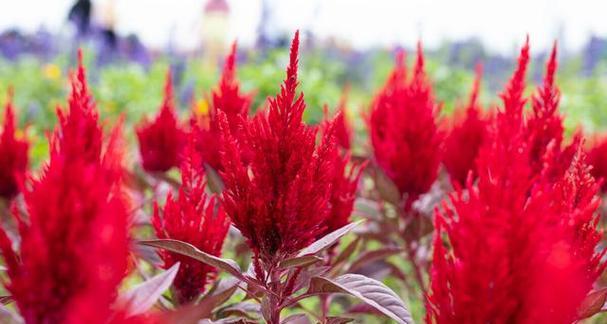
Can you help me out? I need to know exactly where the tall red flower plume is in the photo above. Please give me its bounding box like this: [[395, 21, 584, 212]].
[[136, 71, 185, 173], [212, 41, 252, 133], [427, 41, 605, 324], [328, 91, 353, 150], [153, 141, 229, 305], [442, 65, 487, 187], [369, 44, 442, 209], [0, 52, 131, 324], [190, 42, 251, 172], [220, 31, 358, 265], [321, 113, 365, 236], [527, 43, 564, 175], [587, 135, 607, 191], [0, 91, 29, 199]]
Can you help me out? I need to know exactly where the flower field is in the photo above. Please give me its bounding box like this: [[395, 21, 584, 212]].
[[1, 30, 607, 324]]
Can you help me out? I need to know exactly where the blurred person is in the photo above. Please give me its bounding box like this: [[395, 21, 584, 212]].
[[68, 0, 92, 38]]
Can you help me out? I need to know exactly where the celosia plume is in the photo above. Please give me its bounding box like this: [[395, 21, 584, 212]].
[[0, 52, 131, 324], [153, 140, 229, 305], [442, 65, 487, 186], [136, 70, 185, 172], [190, 42, 251, 172], [321, 113, 365, 236], [369, 44, 442, 209], [220, 31, 359, 266], [527, 43, 564, 175], [0, 91, 29, 199], [427, 41, 605, 324], [328, 91, 353, 150], [586, 135, 607, 191]]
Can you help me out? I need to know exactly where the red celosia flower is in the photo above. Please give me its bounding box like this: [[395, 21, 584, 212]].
[[220, 32, 357, 265], [527, 43, 564, 175], [427, 41, 605, 324], [153, 140, 229, 305], [321, 113, 365, 236], [136, 71, 185, 172], [587, 135, 607, 191], [0, 53, 130, 324], [369, 45, 442, 209], [190, 42, 251, 171], [442, 65, 487, 186], [0, 92, 28, 199], [212, 41, 252, 134], [327, 91, 353, 150]]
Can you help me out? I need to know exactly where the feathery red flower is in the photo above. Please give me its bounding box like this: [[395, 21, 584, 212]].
[[136, 71, 185, 172], [190, 42, 251, 172], [427, 41, 605, 324], [369, 45, 442, 208], [153, 141, 229, 305], [442, 65, 487, 186], [329, 91, 353, 150], [220, 32, 357, 265], [321, 112, 365, 236], [527, 43, 564, 175], [587, 134, 607, 191], [0, 53, 130, 324], [0, 92, 28, 199]]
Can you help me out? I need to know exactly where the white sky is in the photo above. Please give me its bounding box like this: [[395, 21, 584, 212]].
[[0, 0, 605, 54]]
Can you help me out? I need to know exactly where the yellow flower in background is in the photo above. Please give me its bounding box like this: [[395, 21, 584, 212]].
[[43, 64, 61, 80], [195, 98, 209, 117]]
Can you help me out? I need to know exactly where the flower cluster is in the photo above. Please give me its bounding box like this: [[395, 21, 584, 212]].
[[442, 66, 488, 186], [0, 53, 131, 323], [190, 42, 251, 171], [153, 141, 230, 305], [136, 71, 185, 173], [219, 32, 360, 265], [0, 92, 29, 199], [369, 46, 442, 209], [427, 41, 605, 324]]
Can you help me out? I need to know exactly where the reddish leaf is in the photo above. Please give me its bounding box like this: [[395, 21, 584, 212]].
[[308, 274, 413, 324], [118, 262, 180, 316], [140, 239, 244, 280], [578, 288, 607, 319], [297, 221, 363, 257]]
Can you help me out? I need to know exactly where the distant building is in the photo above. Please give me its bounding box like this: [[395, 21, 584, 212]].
[[201, 0, 230, 66]]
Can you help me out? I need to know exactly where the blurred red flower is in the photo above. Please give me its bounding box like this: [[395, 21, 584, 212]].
[[136, 71, 185, 172], [369, 45, 442, 209], [442, 65, 487, 187], [190, 42, 251, 172], [0, 92, 28, 199], [0, 53, 131, 324], [527, 43, 565, 175], [427, 41, 605, 324], [153, 140, 229, 305]]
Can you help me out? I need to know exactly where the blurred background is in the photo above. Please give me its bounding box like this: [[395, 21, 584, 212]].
[[2, 0, 607, 162]]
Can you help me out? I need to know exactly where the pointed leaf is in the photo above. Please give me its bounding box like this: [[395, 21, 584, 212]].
[[281, 313, 311, 324], [308, 274, 413, 324], [205, 163, 225, 193], [278, 255, 323, 269], [297, 221, 363, 257], [579, 288, 607, 319], [140, 239, 244, 280], [348, 247, 402, 273], [120, 262, 180, 316], [326, 317, 354, 324]]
